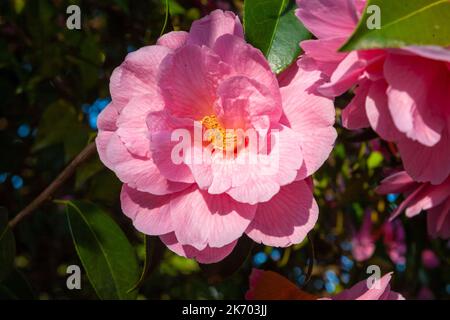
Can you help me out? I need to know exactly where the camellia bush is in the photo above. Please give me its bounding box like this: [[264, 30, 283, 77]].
[[0, 0, 449, 301]]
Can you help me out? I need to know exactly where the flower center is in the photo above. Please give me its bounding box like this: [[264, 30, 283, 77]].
[[200, 115, 238, 152]]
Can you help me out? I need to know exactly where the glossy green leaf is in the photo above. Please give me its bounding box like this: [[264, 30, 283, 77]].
[[128, 236, 165, 293], [341, 0, 450, 51], [244, 0, 311, 74], [64, 200, 139, 300], [0, 207, 15, 284], [128, 236, 152, 293]]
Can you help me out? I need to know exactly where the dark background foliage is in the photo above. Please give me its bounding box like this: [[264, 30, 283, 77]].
[[0, 0, 448, 300]]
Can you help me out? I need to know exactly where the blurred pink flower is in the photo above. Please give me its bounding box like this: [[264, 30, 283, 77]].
[[382, 220, 407, 265], [351, 211, 408, 264], [296, 0, 450, 185], [351, 211, 375, 262], [246, 269, 404, 300], [96, 10, 336, 263], [377, 171, 450, 239], [421, 249, 440, 269], [417, 287, 435, 300]]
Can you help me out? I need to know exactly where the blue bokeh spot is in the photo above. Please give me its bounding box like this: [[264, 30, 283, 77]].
[[341, 273, 350, 284], [340, 241, 352, 251], [270, 249, 281, 261], [17, 124, 31, 138], [325, 270, 339, 285], [325, 281, 336, 293], [82, 98, 111, 130], [387, 193, 399, 203], [341, 255, 354, 271], [11, 175, 24, 189], [396, 263, 406, 273], [253, 252, 268, 266], [0, 172, 8, 184]]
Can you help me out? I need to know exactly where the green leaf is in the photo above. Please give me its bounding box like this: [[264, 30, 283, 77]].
[[33, 100, 90, 162], [128, 236, 152, 293], [161, 254, 199, 276], [128, 236, 165, 293], [63, 200, 139, 300], [168, 0, 186, 15], [78, 36, 104, 90], [88, 171, 122, 205], [75, 155, 104, 190], [0, 207, 15, 284], [341, 0, 450, 51], [0, 269, 35, 300], [244, 0, 311, 74]]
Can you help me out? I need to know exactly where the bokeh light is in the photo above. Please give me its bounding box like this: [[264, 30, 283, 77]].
[[11, 175, 24, 189]]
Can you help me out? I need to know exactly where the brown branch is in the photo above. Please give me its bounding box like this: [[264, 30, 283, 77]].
[[9, 142, 98, 229]]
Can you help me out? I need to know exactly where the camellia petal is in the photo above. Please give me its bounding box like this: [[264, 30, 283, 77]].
[[169, 187, 256, 250], [110, 45, 172, 110], [156, 31, 189, 50], [378, 171, 450, 239], [245, 180, 318, 247], [160, 232, 238, 264], [187, 10, 244, 48], [296, 0, 359, 39], [279, 62, 337, 180], [120, 184, 174, 236]]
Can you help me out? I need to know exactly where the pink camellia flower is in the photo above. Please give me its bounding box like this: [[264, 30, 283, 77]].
[[246, 269, 404, 300], [377, 171, 450, 239], [96, 10, 336, 263], [296, 0, 450, 185]]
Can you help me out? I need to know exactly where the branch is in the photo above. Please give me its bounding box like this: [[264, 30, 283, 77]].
[[9, 142, 97, 228]]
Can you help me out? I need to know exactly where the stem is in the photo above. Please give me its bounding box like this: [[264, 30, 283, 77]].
[[9, 142, 97, 229], [160, 0, 170, 37], [302, 233, 315, 287]]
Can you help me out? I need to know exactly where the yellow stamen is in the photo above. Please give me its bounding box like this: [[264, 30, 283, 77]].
[[200, 115, 238, 151]]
